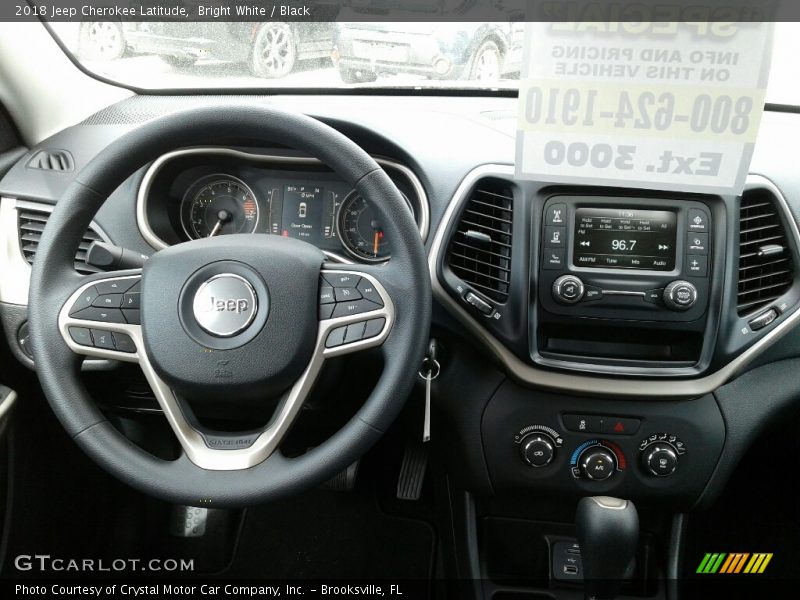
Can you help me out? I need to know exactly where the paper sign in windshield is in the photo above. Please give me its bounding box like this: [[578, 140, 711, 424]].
[[516, 22, 773, 195]]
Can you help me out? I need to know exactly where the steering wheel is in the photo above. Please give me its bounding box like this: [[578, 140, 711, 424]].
[[27, 105, 431, 507]]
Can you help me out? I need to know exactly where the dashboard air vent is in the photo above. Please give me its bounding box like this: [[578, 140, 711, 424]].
[[18, 207, 103, 274], [737, 189, 794, 316], [447, 178, 513, 302], [26, 149, 74, 172]]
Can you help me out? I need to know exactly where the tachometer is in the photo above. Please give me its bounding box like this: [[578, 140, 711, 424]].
[[180, 175, 259, 239], [337, 192, 392, 263]]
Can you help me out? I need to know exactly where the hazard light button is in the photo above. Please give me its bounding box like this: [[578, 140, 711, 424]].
[[601, 417, 641, 436]]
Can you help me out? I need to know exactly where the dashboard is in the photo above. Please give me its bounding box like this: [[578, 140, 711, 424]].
[[137, 148, 429, 263]]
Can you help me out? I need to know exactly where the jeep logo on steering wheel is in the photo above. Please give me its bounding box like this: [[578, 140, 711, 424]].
[[192, 274, 258, 338]]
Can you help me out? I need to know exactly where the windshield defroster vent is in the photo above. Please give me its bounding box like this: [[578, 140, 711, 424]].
[[18, 207, 103, 274], [737, 189, 794, 316], [447, 178, 514, 303]]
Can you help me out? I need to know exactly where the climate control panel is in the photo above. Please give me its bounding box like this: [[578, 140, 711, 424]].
[[484, 384, 724, 507]]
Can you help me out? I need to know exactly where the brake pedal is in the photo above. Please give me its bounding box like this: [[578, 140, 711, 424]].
[[396, 443, 429, 501]]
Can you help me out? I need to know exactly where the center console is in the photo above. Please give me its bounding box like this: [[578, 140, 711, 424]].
[[534, 195, 719, 373]]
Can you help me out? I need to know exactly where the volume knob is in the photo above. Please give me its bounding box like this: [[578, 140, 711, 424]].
[[552, 275, 585, 305]]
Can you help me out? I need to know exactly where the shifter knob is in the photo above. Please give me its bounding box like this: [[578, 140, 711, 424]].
[[575, 496, 639, 600]]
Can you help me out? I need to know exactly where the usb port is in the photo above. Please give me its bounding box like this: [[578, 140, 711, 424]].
[[566, 547, 581, 555], [563, 565, 578, 575]]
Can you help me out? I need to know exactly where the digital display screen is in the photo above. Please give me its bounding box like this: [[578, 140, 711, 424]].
[[281, 185, 323, 242], [573, 208, 677, 271]]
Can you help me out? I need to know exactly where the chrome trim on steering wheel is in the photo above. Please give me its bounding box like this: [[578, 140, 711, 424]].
[[58, 270, 394, 470]]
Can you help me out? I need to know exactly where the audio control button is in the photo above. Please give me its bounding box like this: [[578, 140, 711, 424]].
[[543, 249, 565, 270], [583, 285, 603, 301], [644, 288, 664, 304], [553, 275, 584, 305], [685, 254, 708, 277], [663, 281, 698, 311]]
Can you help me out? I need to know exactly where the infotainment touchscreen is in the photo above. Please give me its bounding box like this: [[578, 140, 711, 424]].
[[572, 208, 677, 271]]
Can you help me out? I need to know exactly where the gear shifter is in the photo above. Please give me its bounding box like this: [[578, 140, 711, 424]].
[[575, 496, 639, 600]]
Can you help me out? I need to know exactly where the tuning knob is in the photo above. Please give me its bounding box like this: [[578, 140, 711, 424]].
[[641, 443, 678, 477], [663, 280, 697, 311], [579, 445, 617, 481], [552, 275, 585, 305], [520, 433, 556, 467]]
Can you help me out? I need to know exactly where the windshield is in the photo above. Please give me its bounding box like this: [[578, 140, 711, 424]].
[[48, 21, 800, 104]]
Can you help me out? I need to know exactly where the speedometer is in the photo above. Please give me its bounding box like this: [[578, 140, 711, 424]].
[[180, 175, 259, 239], [337, 192, 391, 263]]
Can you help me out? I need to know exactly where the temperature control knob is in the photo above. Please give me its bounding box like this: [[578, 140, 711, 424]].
[[520, 433, 556, 468], [642, 443, 678, 477], [579, 445, 617, 481], [552, 275, 585, 305], [663, 280, 698, 311]]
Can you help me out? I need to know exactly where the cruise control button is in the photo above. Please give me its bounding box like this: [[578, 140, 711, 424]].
[[319, 286, 335, 305], [343, 322, 366, 344], [335, 287, 362, 302], [126, 280, 141, 294], [363, 318, 386, 339], [72, 307, 126, 324], [357, 279, 384, 306], [325, 326, 347, 348], [90, 329, 115, 350], [563, 414, 602, 433], [92, 294, 122, 308], [69, 287, 99, 315], [95, 279, 134, 295], [122, 309, 141, 325], [122, 293, 141, 309], [332, 299, 380, 318], [325, 274, 361, 288], [68, 327, 93, 347], [112, 332, 136, 353]]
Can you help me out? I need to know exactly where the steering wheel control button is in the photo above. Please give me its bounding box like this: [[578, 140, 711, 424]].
[[123, 309, 141, 325], [563, 414, 602, 434], [325, 273, 361, 288], [319, 303, 335, 320], [192, 273, 258, 338], [91, 329, 115, 350], [642, 444, 678, 477], [343, 321, 366, 344], [92, 294, 122, 308], [357, 279, 384, 306], [552, 275, 584, 305], [325, 326, 348, 348], [520, 434, 555, 467], [111, 332, 136, 353], [332, 298, 380, 318], [363, 318, 386, 339], [579, 446, 617, 481], [95, 279, 135, 296], [335, 287, 362, 302], [663, 280, 698, 311], [122, 293, 141, 309], [464, 291, 494, 316], [319, 286, 335, 304], [71, 307, 126, 324], [68, 327, 93, 347], [126, 280, 141, 294], [69, 287, 99, 315]]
